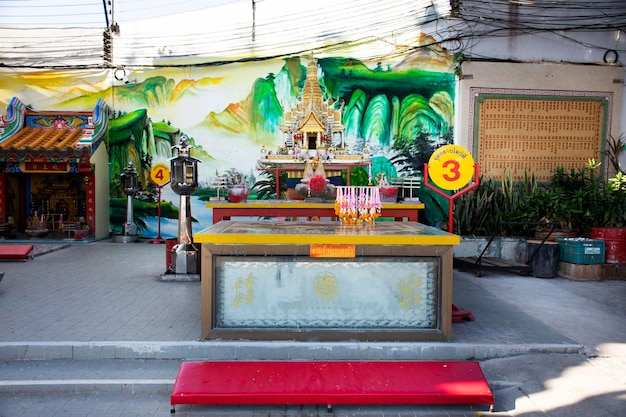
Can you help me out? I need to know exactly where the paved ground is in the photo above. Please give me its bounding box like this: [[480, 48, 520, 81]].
[[0, 239, 624, 416]]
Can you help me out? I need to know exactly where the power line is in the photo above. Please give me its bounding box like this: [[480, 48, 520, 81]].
[[0, 0, 624, 68]]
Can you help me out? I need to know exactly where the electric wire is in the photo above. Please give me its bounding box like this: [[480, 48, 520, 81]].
[[0, 0, 624, 68]]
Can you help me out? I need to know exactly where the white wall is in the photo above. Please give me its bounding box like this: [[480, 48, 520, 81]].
[[456, 61, 624, 153], [430, 3, 626, 139]]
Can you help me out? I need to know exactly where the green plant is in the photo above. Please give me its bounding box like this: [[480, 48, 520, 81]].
[[451, 52, 469, 78], [600, 170, 626, 227], [453, 176, 500, 236], [252, 169, 287, 200], [605, 133, 625, 173], [511, 160, 626, 235], [453, 170, 537, 236], [340, 166, 369, 186]]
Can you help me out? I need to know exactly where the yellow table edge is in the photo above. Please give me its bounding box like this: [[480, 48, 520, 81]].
[[194, 221, 460, 246], [205, 201, 425, 209]]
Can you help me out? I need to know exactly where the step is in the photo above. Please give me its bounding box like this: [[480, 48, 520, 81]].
[[0, 340, 584, 362], [0, 359, 179, 395]]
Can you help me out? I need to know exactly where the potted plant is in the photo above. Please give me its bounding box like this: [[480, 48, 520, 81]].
[[587, 164, 626, 263], [569, 134, 626, 263], [512, 157, 626, 263], [510, 160, 618, 239]]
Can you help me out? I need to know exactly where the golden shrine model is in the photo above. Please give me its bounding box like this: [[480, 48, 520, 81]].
[[259, 60, 369, 166]]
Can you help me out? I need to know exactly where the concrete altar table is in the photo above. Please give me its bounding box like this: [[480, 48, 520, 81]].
[[194, 221, 460, 341], [205, 200, 425, 223]]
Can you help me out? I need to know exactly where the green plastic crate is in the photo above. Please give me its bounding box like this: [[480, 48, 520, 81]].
[[555, 238, 605, 264]]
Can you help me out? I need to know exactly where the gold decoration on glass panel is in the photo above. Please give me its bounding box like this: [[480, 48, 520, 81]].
[[232, 273, 256, 308], [397, 275, 423, 310], [313, 271, 340, 301]]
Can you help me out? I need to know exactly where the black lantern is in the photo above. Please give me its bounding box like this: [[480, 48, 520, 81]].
[[169, 137, 202, 275], [121, 161, 138, 197], [170, 137, 200, 196], [116, 161, 139, 242]]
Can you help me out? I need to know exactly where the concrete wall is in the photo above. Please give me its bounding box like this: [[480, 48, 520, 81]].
[[92, 144, 110, 239], [456, 61, 624, 155], [454, 236, 526, 263]]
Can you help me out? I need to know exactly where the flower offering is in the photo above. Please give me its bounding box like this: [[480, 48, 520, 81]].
[[335, 186, 381, 225]]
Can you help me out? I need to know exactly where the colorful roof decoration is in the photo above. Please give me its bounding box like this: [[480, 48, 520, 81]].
[[280, 60, 345, 144], [0, 97, 108, 163]]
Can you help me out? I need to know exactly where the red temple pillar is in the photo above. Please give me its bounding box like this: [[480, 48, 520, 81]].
[[85, 173, 96, 233], [0, 171, 5, 221]]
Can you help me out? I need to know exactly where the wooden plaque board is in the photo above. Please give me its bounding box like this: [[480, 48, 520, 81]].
[[470, 88, 611, 181]]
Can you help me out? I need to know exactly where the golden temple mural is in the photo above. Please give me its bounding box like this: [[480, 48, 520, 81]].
[[280, 60, 346, 154]]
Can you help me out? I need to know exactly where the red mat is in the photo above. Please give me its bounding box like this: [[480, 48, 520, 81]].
[[170, 361, 494, 412], [0, 244, 33, 260]]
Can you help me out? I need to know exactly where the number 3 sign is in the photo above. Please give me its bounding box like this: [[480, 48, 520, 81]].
[[427, 145, 475, 190], [424, 144, 480, 234]]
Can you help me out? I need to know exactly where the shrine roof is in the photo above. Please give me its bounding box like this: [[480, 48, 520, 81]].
[[0, 125, 86, 151], [0, 97, 109, 162]]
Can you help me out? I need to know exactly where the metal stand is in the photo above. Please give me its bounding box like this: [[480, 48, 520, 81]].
[[454, 221, 559, 277], [148, 184, 167, 244]]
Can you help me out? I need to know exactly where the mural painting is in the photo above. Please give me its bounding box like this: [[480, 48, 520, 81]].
[[0, 35, 455, 238]]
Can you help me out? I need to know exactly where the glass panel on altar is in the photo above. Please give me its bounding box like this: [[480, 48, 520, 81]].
[[214, 256, 440, 330]]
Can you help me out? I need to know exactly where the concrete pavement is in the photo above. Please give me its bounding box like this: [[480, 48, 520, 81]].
[[0, 239, 623, 416]]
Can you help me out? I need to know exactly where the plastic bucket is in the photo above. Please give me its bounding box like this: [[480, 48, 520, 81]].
[[589, 227, 626, 264], [526, 240, 560, 278]]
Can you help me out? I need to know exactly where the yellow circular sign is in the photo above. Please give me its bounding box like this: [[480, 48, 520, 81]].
[[149, 163, 171, 186], [428, 145, 475, 190]]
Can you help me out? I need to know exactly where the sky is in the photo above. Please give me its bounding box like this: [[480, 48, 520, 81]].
[[0, 1, 452, 70], [0, 0, 244, 28]]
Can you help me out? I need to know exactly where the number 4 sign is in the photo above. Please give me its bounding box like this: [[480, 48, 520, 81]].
[[149, 163, 171, 186], [148, 163, 172, 243], [424, 145, 480, 233]]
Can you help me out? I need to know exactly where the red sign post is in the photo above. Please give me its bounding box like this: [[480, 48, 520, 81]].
[[423, 145, 480, 323], [423, 145, 480, 234], [148, 163, 171, 244]]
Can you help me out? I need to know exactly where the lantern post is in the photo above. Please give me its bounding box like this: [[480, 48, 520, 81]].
[[169, 137, 202, 274], [114, 161, 139, 243]]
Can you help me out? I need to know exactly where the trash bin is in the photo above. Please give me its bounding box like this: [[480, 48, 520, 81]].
[[526, 240, 560, 278], [590, 227, 626, 263]]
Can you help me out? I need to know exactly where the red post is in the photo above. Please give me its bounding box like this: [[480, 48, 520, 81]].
[[149, 183, 168, 244], [423, 163, 480, 234]]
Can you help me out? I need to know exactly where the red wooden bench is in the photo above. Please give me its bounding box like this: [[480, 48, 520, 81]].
[[170, 360, 494, 413], [0, 244, 34, 261]]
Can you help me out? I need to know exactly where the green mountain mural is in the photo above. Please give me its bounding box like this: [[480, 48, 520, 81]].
[[61, 75, 211, 109], [196, 55, 454, 150], [199, 74, 284, 142]]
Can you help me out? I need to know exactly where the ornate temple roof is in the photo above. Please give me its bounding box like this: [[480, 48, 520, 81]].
[[0, 97, 108, 163], [281, 60, 344, 139]]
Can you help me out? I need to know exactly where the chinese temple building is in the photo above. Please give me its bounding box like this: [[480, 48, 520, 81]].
[[0, 97, 110, 239]]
